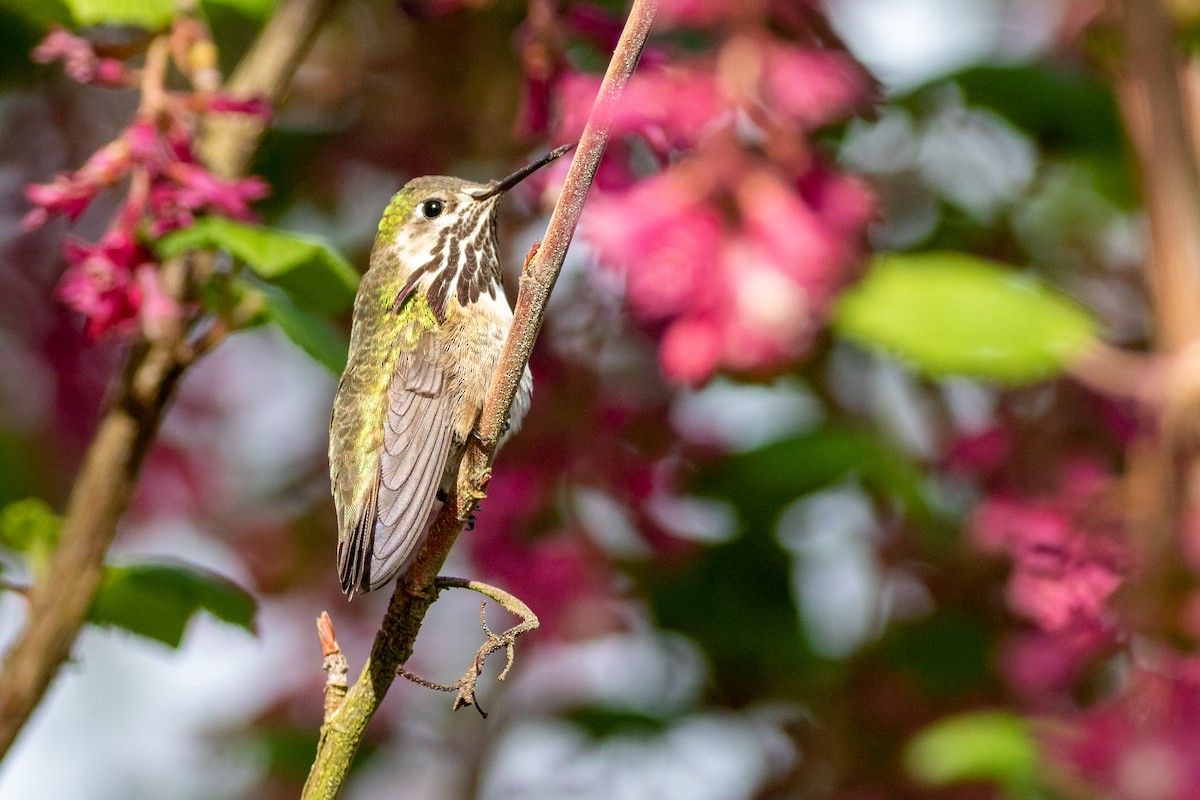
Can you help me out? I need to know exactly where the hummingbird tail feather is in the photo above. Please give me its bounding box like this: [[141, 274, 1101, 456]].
[[337, 474, 378, 597]]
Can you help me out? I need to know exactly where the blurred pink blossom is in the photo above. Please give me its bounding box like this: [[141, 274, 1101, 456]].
[[1002, 625, 1116, 702], [583, 146, 871, 384], [25, 24, 272, 339], [206, 93, 272, 118], [32, 26, 133, 87], [944, 426, 1012, 473], [557, 67, 727, 154], [22, 138, 133, 228], [57, 230, 148, 339], [757, 44, 868, 130], [1051, 659, 1200, 800], [972, 460, 1129, 633], [554, 28, 873, 385]]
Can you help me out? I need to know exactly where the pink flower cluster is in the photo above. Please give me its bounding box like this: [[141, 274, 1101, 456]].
[[972, 460, 1129, 636], [1051, 657, 1200, 800], [546, 9, 874, 384], [25, 25, 269, 339]]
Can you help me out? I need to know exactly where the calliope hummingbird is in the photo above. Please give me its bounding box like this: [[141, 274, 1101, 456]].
[[329, 145, 572, 596]]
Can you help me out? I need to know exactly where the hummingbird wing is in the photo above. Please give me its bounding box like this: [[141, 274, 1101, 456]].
[[336, 328, 455, 594]]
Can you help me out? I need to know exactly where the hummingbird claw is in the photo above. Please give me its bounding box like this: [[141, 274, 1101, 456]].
[[465, 514, 477, 532]]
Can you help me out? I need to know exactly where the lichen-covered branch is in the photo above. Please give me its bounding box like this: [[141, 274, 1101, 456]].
[[299, 2, 660, 797], [0, 0, 338, 759]]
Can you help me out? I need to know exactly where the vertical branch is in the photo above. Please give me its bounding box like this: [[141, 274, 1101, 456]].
[[0, 0, 337, 759], [1112, 0, 1200, 631], [300, 2, 660, 797], [456, 0, 659, 512]]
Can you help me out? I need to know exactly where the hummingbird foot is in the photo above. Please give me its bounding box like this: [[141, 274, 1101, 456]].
[[465, 513, 477, 531]]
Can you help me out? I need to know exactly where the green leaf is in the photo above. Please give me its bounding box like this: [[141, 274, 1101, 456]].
[[695, 426, 937, 534], [834, 252, 1098, 384], [906, 710, 1039, 787], [89, 561, 256, 648], [565, 708, 671, 738], [0, 0, 72, 28], [0, 498, 62, 579], [65, 0, 175, 27], [202, 0, 274, 17], [639, 518, 818, 694], [250, 282, 349, 373], [950, 65, 1124, 157], [0, 498, 60, 554], [158, 217, 358, 315]]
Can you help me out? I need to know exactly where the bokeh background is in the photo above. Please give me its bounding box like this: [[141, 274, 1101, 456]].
[[0, 0, 1193, 798]]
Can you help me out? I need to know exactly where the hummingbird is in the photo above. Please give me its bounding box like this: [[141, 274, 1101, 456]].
[[329, 144, 572, 597]]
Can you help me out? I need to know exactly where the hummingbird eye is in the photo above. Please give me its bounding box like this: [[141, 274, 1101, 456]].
[[420, 199, 445, 219]]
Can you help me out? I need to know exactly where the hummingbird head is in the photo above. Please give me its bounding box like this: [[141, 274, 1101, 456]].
[[372, 144, 574, 316]]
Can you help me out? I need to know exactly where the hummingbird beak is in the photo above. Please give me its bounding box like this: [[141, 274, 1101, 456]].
[[468, 143, 576, 201]]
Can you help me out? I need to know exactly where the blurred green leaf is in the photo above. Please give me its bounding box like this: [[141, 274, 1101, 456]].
[[565, 708, 671, 738], [943, 65, 1123, 156], [158, 217, 359, 315], [203, 0, 274, 17], [906, 710, 1038, 787], [89, 561, 256, 648], [695, 426, 936, 534], [0, 497, 60, 554], [0, 0, 71, 28], [640, 520, 819, 697], [834, 252, 1098, 384], [249, 281, 349, 373], [878, 611, 993, 697], [65, 0, 174, 27], [0, 498, 62, 580]]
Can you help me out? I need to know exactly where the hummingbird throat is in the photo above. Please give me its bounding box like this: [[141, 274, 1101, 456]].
[[401, 199, 502, 320]]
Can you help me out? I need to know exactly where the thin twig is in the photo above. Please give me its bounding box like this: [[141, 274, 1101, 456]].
[[0, 0, 337, 759], [300, 2, 659, 797], [397, 578, 540, 717], [318, 612, 350, 721]]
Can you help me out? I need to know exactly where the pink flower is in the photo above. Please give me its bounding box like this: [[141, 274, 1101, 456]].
[[972, 461, 1129, 633], [164, 163, 268, 221], [657, 0, 734, 27], [945, 426, 1011, 473], [124, 121, 164, 165], [207, 93, 272, 119], [23, 138, 137, 229], [57, 229, 148, 339], [556, 67, 727, 153], [33, 27, 135, 87], [585, 173, 724, 320], [1002, 626, 1115, 702], [33, 26, 98, 82], [1051, 659, 1200, 800], [583, 147, 870, 385], [759, 45, 871, 131], [661, 318, 723, 385]]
